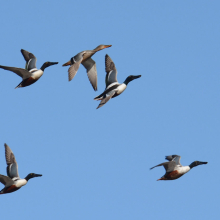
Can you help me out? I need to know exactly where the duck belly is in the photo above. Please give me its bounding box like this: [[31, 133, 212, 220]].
[[163, 170, 184, 180]]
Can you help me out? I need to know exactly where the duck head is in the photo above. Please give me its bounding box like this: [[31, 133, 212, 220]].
[[94, 45, 112, 51], [40, 62, 58, 71], [25, 173, 42, 181], [124, 75, 141, 85], [189, 161, 208, 169]]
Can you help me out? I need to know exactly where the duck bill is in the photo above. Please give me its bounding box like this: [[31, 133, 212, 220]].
[[34, 174, 42, 177], [50, 62, 59, 66], [199, 161, 208, 165], [134, 75, 141, 79], [104, 45, 112, 48], [62, 61, 71, 66]]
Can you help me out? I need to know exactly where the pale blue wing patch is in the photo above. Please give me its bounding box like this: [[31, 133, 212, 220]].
[[4, 144, 20, 178], [26, 58, 37, 71], [172, 156, 181, 166]]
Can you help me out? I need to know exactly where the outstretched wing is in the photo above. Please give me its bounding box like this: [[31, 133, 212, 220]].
[[68, 53, 84, 81], [165, 155, 179, 161], [0, 65, 30, 79], [172, 155, 181, 166], [96, 90, 115, 109], [0, 174, 14, 186], [105, 54, 118, 88], [150, 161, 177, 172], [82, 58, 97, 91], [4, 144, 19, 179], [21, 49, 37, 71]]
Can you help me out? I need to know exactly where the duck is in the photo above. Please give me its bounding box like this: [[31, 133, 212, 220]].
[[150, 155, 208, 180], [0, 49, 58, 88], [0, 143, 42, 194], [94, 54, 141, 109], [62, 44, 112, 91]]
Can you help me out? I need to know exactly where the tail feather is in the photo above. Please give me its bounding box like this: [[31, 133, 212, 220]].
[[94, 96, 103, 101], [157, 177, 166, 181]]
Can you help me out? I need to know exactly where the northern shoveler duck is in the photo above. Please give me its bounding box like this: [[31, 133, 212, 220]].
[[0, 49, 58, 88], [62, 44, 112, 91], [0, 144, 42, 194], [150, 155, 208, 180], [94, 54, 141, 109]]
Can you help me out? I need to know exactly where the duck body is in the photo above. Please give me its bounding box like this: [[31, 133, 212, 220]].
[[62, 45, 112, 91], [16, 69, 44, 88], [0, 178, 27, 194], [94, 83, 127, 100], [158, 166, 190, 180], [150, 155, 207, 181], [94, 54, 141, 109], [0, 49, 58, 88], [0, 144, 42, 195]]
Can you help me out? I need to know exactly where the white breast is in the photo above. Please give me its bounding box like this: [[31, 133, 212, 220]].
[[176, 166, 190, 175], [15, 179, 27, 188], [116, 83, 127, 95], [31, 69, 44, 80]]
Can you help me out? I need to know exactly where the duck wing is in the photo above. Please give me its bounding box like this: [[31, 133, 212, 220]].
[[150, 161, 177, 172], [0, 65, 30, 79], [94, 84, 119, 100], [172, 155, 181, 166], [21, 49, 37, 71], [105, 54, 118, 88], [165, 155, 179, 161], [0, 174, 14, 186], [4, 144, 20, 179], [68, 53, 84, 81], [82, 58, 97, 91], [96, 90, 115, 109]]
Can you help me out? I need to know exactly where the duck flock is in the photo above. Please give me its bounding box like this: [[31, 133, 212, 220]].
[[0, 45, 207, 194]]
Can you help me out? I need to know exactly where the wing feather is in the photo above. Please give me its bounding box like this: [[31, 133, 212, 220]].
[[0, 65, 30, 79], [150, 161, 177, 172], [105, 54, 118, 88], [82, 58, 97, 91], [21, 49, 37, 71], [0, 174, 14, 186], [96, 91, 115, 109], [4, 144, 19, 179]]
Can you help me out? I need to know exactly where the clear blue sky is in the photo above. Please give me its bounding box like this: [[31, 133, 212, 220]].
[[0, 1, 219, 219]]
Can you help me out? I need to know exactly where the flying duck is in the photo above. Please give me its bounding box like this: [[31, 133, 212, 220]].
[[94, 54, 141, 109], [0, 49, 58, 88], [150, 155, 208, 181], [0, 143, 42, 194], [62, 44, 112, 91]]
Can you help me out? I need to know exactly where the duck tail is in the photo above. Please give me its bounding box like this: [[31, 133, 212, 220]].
[[62, 61, 71, 66], [157, 177, 166, 181], [94, 95, 103, 101]]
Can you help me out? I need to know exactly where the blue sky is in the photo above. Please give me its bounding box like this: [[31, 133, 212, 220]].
[[0, 1, 219, 219]]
